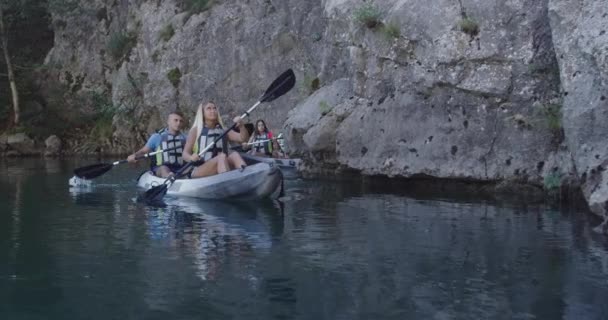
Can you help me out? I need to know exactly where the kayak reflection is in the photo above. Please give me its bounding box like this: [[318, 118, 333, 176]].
[[144, 198, 284, 281]]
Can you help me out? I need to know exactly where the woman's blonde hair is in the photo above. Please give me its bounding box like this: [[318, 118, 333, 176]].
[[192, 101, 225, 138]]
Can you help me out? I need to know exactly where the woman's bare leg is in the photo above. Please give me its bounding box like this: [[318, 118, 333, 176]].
[[227, 152, 246, 170], [190, 153, 229, 178], [216, 153, 229, 173], [154, 165, 173, 178]]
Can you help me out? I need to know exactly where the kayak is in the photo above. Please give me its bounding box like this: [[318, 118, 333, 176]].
[[239, 152, 302, 179], [136, 162, 283, 200]]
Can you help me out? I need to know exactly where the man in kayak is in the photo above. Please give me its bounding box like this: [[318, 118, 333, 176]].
[[242, 119, 286, 158], [182, 101, 250, 178], [127, 111, 187, 177]]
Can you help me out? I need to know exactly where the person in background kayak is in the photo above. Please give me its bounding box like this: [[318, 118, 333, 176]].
[[182, 101, 249, 178], [242, 119, 286, 158], [127, 111, 187, 178]]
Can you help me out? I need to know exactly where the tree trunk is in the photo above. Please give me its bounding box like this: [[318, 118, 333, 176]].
[[0, 4, 20, 126]]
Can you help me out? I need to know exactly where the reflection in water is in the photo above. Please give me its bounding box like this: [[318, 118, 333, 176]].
[[272, 181, 608, 319], [6, 164, 25, 277], [43, 158, 63, 174], [131, 198, 285, 314], [144, 198, 282, 283], [1, 159, 608, 319]]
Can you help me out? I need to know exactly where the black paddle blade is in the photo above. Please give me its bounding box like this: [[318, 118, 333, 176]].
[[260, 69, 296, 103], [73, 163, 113, 179], [139, 184, 169, 204]]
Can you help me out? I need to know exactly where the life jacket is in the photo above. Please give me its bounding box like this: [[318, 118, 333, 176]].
[[253, 131, 273, 156], [154, 129, 186, 167], [193, 125, 228, 162]]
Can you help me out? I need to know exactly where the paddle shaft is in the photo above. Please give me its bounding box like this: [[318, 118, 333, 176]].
[[246, 137, 282, 146], [116, 146, 183, 165]]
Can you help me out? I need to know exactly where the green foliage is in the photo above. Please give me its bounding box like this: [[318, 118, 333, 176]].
[[309, 77, 320, 93], [184, 0, 214, 14], [459, 17, 479, 36], [47, 0, 80, 15], [2, 0, 48, 23], [319, 101, 332, 116], [107, 32, 137, 61], [88, 92, 117, 143], [353, 4, 381, 29], [0, 0, 53, 128], [300, 73, 320, 95], [5, 125, 35, 136], [4, 106, 71, 140], [540, 104, 562, 131], [91, 92, 118, 121], [89, 116, 114, 143], [0, 0, 52, 58], [543, 170, 562, 191], [167, 68, 182, 88], [159, 24, 175, 42], [380, 22, 400, 39]]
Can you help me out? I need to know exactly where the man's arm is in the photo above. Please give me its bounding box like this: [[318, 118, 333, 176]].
[[127, 134, 158, 162]]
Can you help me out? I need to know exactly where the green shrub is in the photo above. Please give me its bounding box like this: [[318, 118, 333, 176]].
[[459, 17, 479, 36], [540, 104, 562, 131], [107, 32, 137, 61], [300, 74, 320, 96], [319, 101, 332, 115], [159, 24, 175, 42], [354, 4, 381, 29], [380, 22, 400, 39], [167, 68, 182, 88], [90, 116, 114, 143], [185, 0, 214, 14], [543, 171, 561, 191]]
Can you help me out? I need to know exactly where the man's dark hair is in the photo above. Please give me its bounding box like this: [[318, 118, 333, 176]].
[[169, 110, 184, 118]]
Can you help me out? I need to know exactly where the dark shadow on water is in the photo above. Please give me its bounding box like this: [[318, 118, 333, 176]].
[[291, 174, 593, 213]]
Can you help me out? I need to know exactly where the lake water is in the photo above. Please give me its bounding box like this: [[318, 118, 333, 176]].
[[1, 158, 608, 319]]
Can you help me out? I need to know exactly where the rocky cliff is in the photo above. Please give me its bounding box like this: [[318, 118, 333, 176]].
[[23, 0, 608, 230]]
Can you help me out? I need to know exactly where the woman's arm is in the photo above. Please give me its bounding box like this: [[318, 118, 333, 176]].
[[242, 133, 255, 150], [228, 117, 249, 143], [182, 128, 199, 161]]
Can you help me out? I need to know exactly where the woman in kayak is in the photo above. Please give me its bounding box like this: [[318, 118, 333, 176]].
[[182, 101, 250, 178], [242, 119, 286, 158]]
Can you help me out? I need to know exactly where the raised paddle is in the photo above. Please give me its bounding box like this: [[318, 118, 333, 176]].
[[73, 146, 182, 179], [140, 69, 296, 204]]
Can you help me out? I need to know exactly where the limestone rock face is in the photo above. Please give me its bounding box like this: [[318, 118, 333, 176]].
[[40, 0, 608, 228], [44, 135, 62, 156], [548, 0, 608, 228], [6, 133, 38, 156]]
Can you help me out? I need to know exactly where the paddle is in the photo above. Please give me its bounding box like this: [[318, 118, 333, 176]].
[[241, 133, 284, 147], [139, 68, 296, 204], [73, 146, 182, 179]]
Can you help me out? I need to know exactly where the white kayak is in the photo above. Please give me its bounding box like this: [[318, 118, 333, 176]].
[[136, 162, 283, 200], [238, 152, 302, 179]]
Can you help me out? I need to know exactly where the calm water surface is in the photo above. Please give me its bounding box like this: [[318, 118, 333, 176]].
[[1, 158, 607, 320]]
